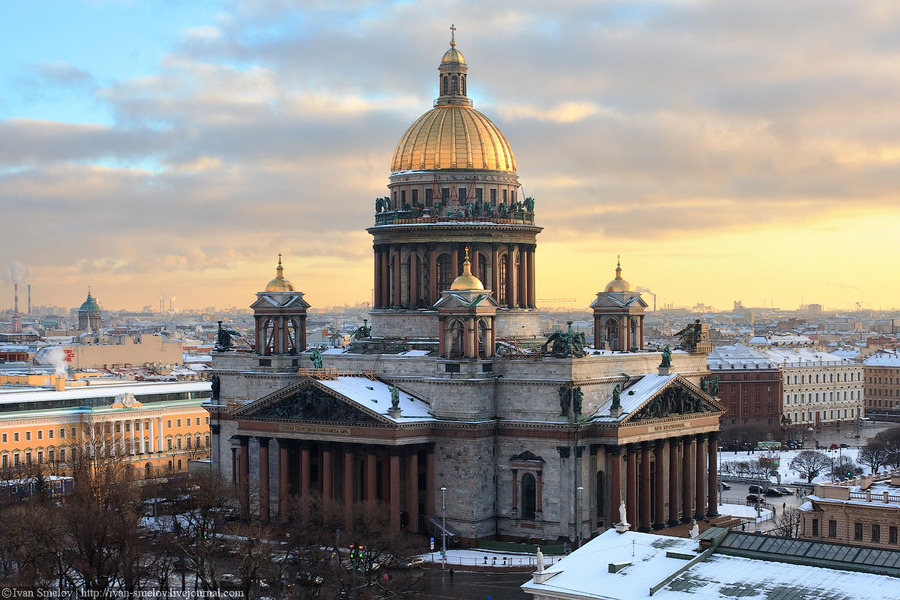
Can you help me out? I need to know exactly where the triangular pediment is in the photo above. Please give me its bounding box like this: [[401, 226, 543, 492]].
[[232, 378, 383, 425], [590, 293, 648, 309], [625, 378, 724, 423], [510, 450, 545, 463], [251, 292, 311, 310], [434, 292, 498, 310]]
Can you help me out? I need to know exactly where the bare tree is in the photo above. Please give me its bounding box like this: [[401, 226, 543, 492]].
[[830, 456, 862, 480], [789, 450, 830, 483], [770, 507, 802, 538], [859, 440, 891, 474]]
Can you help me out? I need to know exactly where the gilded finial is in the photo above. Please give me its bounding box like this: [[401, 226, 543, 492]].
[[275, 253, 284, 280], [450, 23, 456, 47], [615, 256, 622, 280]]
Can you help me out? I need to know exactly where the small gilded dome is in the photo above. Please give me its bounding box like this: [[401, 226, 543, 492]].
[[604, 257, 631, 293], [450, 249, 485, 290], [441, 47, 465, 64], [265, 254, 295, 292]]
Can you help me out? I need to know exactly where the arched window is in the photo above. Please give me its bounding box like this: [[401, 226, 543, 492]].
[[477, 319, 490, 358], [448, 320, 464, 357], [606, 319, 620, 351], [498, 257, 507, 304], [521, 473, 537, 520], [443, 76, 448, 95], [451, 75, 458, 95]]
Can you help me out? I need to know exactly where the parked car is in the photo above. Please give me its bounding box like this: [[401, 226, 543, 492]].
[[746, 494, 760, 503], [765, 488, 782, 497], [840, 443, 849, 448], [719, 482, 732, 490], [774, 486, 792, 495], [748, 485, 767, 494], [830, 443, 841, 449]]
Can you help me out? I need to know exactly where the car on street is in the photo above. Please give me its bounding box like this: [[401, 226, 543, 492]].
[[774, 486, 792, 495], [746, 494, 760, 504], [840, 443, 849, 448], [748, 485, 767, 494], [764, 488, 782, 497], [719, 482, 731, 490]]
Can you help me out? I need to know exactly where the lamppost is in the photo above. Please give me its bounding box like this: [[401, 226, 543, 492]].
[[440, 486, 447, 570], [576, 486, 584, 548]]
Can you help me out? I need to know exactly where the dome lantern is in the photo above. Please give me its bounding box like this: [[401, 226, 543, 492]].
[[604, 256, 631, 293], [265, 253, 295, 292], [450, 247, 485, 290], [436, 24, 471, 107]]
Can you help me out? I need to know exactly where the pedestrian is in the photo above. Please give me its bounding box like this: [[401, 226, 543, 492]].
[[783, 502, 786, 511], [449, 568, 454, 582]]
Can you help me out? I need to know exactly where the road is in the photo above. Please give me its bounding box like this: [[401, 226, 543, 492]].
[[422, 568, 532, 600]]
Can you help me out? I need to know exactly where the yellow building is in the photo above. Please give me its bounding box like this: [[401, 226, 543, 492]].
[[0, 374, 211, 478]]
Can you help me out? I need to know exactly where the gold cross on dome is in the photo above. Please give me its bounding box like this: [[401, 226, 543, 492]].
[[450, 24, 456, 46]]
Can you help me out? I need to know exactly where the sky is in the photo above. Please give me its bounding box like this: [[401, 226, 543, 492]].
[[3, 0, 900, 314]]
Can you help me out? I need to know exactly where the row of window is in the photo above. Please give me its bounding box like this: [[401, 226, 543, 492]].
[[812, 519, 899, 545], [0, 436, 210, 468], [0, 416, 209, 445], [867, 388, 897, 396], [869, 376, 897, 385], [790, 372, 859, 385], [869, 400, 900, 409], [785, 390, 863, 405], [392, 186, 518, 209], [791, 408, 860, 424]]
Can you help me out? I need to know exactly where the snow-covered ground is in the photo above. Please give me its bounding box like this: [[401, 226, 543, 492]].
[[718, 445, 867, 486]]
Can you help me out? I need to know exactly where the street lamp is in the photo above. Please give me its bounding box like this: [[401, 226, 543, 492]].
[[440, 486, 447, 570], [576, 486, 584, 549]]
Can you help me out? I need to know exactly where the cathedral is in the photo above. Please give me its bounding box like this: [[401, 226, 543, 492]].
[[208, 32, 724, 546]]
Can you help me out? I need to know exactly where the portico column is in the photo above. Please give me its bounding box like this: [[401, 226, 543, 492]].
[[409, 248, 418, 307], [450, 245, 459, 283], [238, 436, 250, 520], [130, 420, 137, 455], [707, 432, 719, 518], [392, 245, 402, 307], [425, 448, 435, 517], [536, 470, 543, 512], [608, 445, 622, 523], [157, 417, 163, 452], [344, 448, 355, 525], [300, 444, 311, 499], [654, 440, 666, 529], [258, 437, 270, 522], [695, 434, 707, 520], [626, 444, 638, 530], [381, 247, 390, 308], [428, 244, 438, 305], [527, 246, 536, 308], [667, 439, 681, 526], [119, 421, 126, 455], [639, 442, 652, 532], [278, 439, 290, 523], [407, 451, 419, 532], [491, 243, 500, 303], [518, 244, 527, 308], [322, 444, 334, 504], [389, 451, 401, 531], [681, 436, 693, 523], [365, 449, 377, 502], [148, 418, 154, 453], [506, 245, 517, 307], [374, 245, 382, 308]]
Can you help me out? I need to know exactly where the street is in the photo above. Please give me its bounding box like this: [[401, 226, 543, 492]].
[[422, 568, 531, 600]]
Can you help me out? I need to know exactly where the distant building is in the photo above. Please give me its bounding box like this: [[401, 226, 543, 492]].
[[799, 474, 900, 550], [707, 345, 782, 428], [77, 290, 102, 332], [34, 333, 184, 370], [0, 376, 211, 477], [863, 350, 900, 418]]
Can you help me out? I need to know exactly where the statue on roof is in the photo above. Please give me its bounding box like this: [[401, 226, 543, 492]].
[[390, 385, 400, 410], [675, 320, 704, 351], [215, 320, 239, 352], [542, 322, 587, 358], [573, 386, 583, 416], [352, 319, 372, 340], [611, 384, 622, 410], [525, 196, 535, 212], [536, 547, 544, 572], [310, 348, 323, 369], [660, 345, 672, 368], [210, 374, 220, 401], [710, 375, 720, 396], [558, 386, 571, 416]]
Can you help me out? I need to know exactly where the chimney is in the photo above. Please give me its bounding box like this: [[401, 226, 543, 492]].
[[54, 374, 66, 391], [14, 283, 18, 313], [27, 284, 31, 315]]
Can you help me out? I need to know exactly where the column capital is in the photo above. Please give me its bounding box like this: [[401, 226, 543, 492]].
[[491, 242, 501, 251], [575, 446, 585, 458], [606, 444, 623, 456], [681, 435, 694, 445], [640, 441, 652, 452], [556, 446, 571, 459], [256, 436, 271, 447], [654, 439, 667, 451], [707, 431, 719, 443], [210, 424, 221, 435]]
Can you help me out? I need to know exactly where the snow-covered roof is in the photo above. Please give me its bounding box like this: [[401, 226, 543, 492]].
[[0, 380, 210, 405], [590, 374, 676, 422], [707, 344, 775, 370], [522, 528, 900, 600], [316, 377, 435, 423], [864, 350, 900, 367], [760, 346, 855, 367]]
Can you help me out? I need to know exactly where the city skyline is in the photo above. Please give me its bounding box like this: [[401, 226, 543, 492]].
[[3, 1, 900, 313]]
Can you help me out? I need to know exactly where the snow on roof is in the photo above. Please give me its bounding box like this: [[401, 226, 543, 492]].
[[523, 528, 900, 600], [591, 374, 676, 422], [864, 350, 900, 367], [0, 380, 210, 405], [706, 344, 775, 370], [760, 346, 854, 366], [521, 529, 700, 599], [316, 377, 435, 423]]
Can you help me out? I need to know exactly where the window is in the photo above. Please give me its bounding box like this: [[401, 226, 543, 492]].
[[1, 455, 6, 468], [854, 522, 863, 541], [37, 430, 42, 440], [167, 420, 172, 429], [890, 526, 898, 545], [828, 520, 837, 538], [176, 437, 182, 450], [205, 417, 210, 425], [60, 448, 66, 462], [25, 432, 30, 441], [521, 473, 537, 520], [14, 433, 19, 442], [1, 434, 6, 443], [71, 428, 76, 437], [24, 452, 31, 465], [60, 428, 66, 439], [48, 449, 54, 462], [176, 419, 181, 428], [812, 519, 819, 537], [196, 417, 201, 426], [186, 437, 192, 449], [49, 430, 54, 439], [36, 451, 42, 464], [873, 524, 881, 543], [13, 453, 20, 466], [167, 439, 173, 451]]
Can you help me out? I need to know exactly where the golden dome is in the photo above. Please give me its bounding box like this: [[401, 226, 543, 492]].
[[265, 254, 295, 292], [441, 47, 465, 64], [604, 256, 631, 293], [450, 248, 485, 290], [391, 105, 517, 172]]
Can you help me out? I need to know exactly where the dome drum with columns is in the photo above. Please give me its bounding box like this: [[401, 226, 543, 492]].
[[368, 30, 542, 339]]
